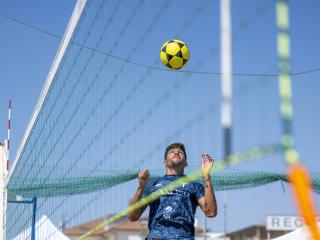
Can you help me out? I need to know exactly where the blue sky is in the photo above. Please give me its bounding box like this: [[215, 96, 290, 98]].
[[0, 0, 319, 235]]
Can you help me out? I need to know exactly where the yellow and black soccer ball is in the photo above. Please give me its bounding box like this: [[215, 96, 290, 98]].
[[160, 39, 190, 70]]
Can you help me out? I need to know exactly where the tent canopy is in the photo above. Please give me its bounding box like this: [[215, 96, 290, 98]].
[[13, 215, 70, 240]]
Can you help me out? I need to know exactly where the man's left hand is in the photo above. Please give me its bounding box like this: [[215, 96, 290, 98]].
[[201, 153, 214, 177]]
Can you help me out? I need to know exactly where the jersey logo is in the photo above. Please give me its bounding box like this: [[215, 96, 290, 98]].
[[163, 205, 173, 220], [164, 205, 173, 213]]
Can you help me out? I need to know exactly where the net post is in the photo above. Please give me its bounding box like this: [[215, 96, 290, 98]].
[[0, 141, 8, 240]]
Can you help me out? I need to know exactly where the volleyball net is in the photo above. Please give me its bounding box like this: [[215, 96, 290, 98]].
[[3, 0, 320, 239]]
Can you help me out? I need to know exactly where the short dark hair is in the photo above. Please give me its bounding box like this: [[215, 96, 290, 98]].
[[164, 143, 187, 161]]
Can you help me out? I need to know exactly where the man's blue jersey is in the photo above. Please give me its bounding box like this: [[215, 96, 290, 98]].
[[144, 175, 204, 239]]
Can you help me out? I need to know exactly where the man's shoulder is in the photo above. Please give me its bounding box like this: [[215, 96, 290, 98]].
[[144, 176, 163, 191], [189, 180, 203, 188], [150, 176, 165, 185], [186, 180, 204, 193]]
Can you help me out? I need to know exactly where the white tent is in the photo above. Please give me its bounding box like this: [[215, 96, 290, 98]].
[[13, 215, 70, 240], [272, 223, 320, 240]]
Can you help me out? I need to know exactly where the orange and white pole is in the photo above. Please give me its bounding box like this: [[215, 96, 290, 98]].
[[276, 0, 319, 238]]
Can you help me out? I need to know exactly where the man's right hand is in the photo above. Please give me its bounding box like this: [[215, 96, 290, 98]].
[[138, 169, 150, 187], [129, 169, 150, 221]]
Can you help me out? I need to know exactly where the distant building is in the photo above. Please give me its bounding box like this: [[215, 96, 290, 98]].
[[226, 224, 289, 240], [198, 232, 228, 240], [64, 214, 318, 240], [225, 215, 320, 240], [63, 216, 205, 240]]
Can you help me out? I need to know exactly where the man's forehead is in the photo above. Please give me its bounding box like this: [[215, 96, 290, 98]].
[[169, 147, 183, 151]]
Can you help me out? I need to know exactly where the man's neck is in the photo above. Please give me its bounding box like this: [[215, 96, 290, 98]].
[[166, 168, 184, 175]]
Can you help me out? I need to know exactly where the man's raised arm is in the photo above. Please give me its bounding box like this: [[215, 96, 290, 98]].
[[128, 169, 150, 221], [198, 154, 217, 218]]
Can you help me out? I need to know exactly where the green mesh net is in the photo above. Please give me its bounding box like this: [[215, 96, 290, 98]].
[[8, 171, 320, 198]]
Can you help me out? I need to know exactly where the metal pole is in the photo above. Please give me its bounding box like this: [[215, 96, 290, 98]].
[[31, 197, 37, 240], [223, 191, 227, 239], [220, 0, 232, 238], [7, 99, 12, 172]]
